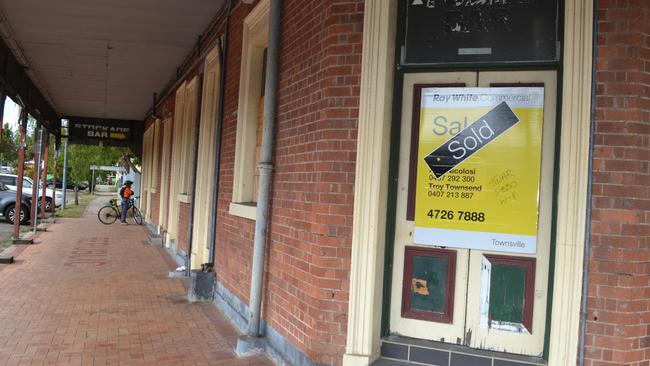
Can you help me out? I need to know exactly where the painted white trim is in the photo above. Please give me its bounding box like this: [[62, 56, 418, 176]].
[[343, 1, 396, 364], [547, 0, 593, 364], [229, 202, 256, 220], [232, 0, 269, 204], [178, 194, 191, 204], [191, 45, 221, 268]]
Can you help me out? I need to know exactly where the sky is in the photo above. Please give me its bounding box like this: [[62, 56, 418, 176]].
[[2, 96, 22, 130]]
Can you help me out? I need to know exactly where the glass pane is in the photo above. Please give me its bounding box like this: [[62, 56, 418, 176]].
[[22, 179, 32, 188], [410, 255, 448, 313], [489, 263, 525, 324]]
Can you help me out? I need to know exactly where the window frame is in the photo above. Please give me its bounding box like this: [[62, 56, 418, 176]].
[[230, 0, 270, 220]]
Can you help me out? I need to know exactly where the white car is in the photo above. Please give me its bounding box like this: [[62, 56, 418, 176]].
[[0, 173, 63, 211]]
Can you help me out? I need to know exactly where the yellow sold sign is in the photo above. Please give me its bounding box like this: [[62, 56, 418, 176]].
[[413, 87, 545, 254]]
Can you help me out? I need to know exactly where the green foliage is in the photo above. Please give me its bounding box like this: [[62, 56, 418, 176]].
[[0, 115, 134, 185], [0, 123, 18, 166], [57, 144, 130, 185]]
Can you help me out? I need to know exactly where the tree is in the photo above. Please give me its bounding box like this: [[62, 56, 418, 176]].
[[66, 144, 131, 186], [0, 123, 18, 166]]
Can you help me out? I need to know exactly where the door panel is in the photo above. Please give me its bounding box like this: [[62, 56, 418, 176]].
[[390, 70, 557, 356], [464, 70, 556, 356], [390, 72, 476, 343]]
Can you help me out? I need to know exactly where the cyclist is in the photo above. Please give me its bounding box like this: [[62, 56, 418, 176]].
[[119, 180, 134, 225]]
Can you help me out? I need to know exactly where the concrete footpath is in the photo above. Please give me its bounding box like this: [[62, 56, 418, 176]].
[[0, 197, 272, 366]]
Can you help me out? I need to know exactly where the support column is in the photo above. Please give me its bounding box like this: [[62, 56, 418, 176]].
[[13, 110, 28, 242], [0, 90, 6, 144], [62, 139, 68, 210], [91, 166, 95, 195], [30, 126, 42, 232], [52, 144, 58, 214], [343, 1, 396, 365], [40, 133, 49, 219]]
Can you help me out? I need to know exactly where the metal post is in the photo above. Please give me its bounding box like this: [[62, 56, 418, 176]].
[[62, 140, 68, 210], [246, 0, 282, 339], [91, 167, 95, 195], [40, 134, 49, 219], [0, 91, 6, 145], [52, 147, 58, 214], [31, 126, 42, 233], [13, 110, 27, 240]]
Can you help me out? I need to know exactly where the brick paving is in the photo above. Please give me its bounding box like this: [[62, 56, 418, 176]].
[[0, 197, 273, 366]]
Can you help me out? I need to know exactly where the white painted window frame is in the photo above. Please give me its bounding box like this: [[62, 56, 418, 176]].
[[230, 0, 269, 221]]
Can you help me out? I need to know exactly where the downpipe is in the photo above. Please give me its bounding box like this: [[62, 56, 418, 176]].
[[238, 0, 283, 352], [209, 0, 233, 265]]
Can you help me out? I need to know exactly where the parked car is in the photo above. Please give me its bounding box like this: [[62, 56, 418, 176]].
[[0, 173, 63, 211], [45, 178, 87, 191], [0, 181, 31, 224]]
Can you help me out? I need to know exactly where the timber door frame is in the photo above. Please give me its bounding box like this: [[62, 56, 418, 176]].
[[190, 46, 221, 269], [343, 1, 594, 365]]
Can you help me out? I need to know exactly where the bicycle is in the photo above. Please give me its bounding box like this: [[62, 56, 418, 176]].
[[97, 197, 143, 225]]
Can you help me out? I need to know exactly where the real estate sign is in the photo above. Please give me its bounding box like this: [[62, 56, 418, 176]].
[[413, 87, 544, 254]]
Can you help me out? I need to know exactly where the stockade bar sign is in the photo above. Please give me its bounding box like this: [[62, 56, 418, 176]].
[[413, 87, 545, 254]]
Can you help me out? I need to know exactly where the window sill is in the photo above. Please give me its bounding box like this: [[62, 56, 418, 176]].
[[178, 194, 191, 204], [150, 189, 157, 194], [229, 202, 257, 220]]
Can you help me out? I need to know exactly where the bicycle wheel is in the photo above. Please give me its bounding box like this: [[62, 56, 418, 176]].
[[130, 206, 143, 225], [98, 205, 119, 225]]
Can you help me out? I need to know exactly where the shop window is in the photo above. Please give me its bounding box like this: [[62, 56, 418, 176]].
[[401, 246, 456, 323], [230, 0, 269, 220]]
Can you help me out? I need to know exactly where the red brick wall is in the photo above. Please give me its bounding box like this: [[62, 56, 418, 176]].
[[585, 2, 650, 365], [216, 0, 256, 312], [214, 1, 363, 364], [177, 202, 190, 253], [139, 0, 361, 362]]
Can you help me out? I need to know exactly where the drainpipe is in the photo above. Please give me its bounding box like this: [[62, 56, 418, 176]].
[[208, 0, 232, 265], [246, 0, 282, 340], [186, 64, 205, 275], [578, 3, 598, 365]]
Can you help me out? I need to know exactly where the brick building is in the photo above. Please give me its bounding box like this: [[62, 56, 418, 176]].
[[127, 0, 648, 365]]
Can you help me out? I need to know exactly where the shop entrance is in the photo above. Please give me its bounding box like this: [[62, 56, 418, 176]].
[[388, 70, 557, 356]]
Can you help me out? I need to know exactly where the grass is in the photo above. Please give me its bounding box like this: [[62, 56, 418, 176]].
[[55, 192, 100, 218], [0, 225, 31, 249], [1, 233, 14, 248]]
